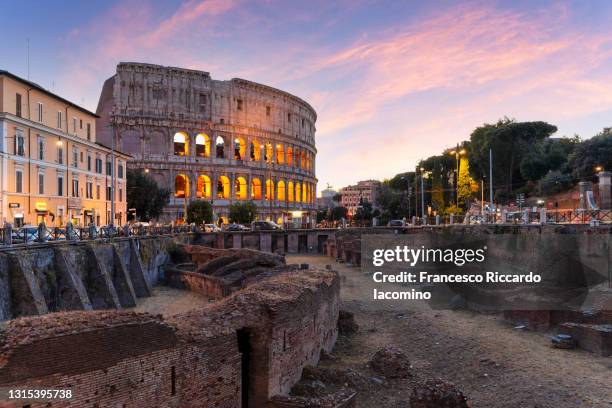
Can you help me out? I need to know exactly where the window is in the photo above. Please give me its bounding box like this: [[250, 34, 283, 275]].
[[16, 94, 22, 117], [266, 106, 271, 116], [80, 151, 84, 163], [118, 163, 124, 178], [38, 173, 45, 195], [237, 99, 243, 111], [86, 123, 91, 140], [119, 187, 123, 202], [72, 148, 78, 168], [106, 161, 112, 175], [37, 137, 45, 160], [87, 154, 92, 171], [173, 132, 187, 156], [58, 144, 64, 164], [57, 175, 64, 196], [106, 186, 112, 201], [15, 130, 25, 156], [287, 112, 291, 122], [95, 157, 102, 173], [72, 179, 79, 197], [86, 182, 93, 199], [15, 170, 23, 193], [72, 117, 77, 134], [36, 102, 43, 122], [199, 93, 207, 113], [302, 118, 305, 128], [96, 184, 101, 200], [57, 111, 62, 129], [79, 119, 83, 129]]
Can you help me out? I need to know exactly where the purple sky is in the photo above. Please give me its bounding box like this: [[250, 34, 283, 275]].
[[2, 0, 612, 193]]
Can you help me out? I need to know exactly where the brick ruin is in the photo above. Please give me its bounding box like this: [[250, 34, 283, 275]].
[[0, 243, 340, 407]]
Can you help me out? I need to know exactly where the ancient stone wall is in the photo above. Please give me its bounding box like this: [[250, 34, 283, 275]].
[[0, 269, 340, 408]]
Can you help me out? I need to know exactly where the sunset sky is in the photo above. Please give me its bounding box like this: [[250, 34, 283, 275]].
[[2, 0, 612, 192]]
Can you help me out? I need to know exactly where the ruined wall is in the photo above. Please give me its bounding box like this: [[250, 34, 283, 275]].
[[0, 269, 340, 408], [0, 234, 194, 322]]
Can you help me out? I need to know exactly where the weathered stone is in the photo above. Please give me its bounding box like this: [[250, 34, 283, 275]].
[[338, 310, 359, 335], [369, 346, 411, 379], [409, 379, 470, 408]]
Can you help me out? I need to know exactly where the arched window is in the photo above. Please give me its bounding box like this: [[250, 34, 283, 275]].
[[265, 143, 273, 163], [234, 137, 245, 160], [175, 174, 189, 198], [302, 182, 307, 202], [196, 175, 211, 198], [295, 182, 301, 203], [215, 136, 225, 158], [265, 179, 274, 201], [235, 177, 247, 199], [277, 180, 286, 201], [195, 133, 210, 157], [250, 140, 261, 161], [288, 181, 294, 202], [276, 144, 284, 164], [217, 176, 230, 198], [287, 146, 293, 166], [301, 151, 306, 169], [174, 132, 188, 156], [251, 178, 262, 200]]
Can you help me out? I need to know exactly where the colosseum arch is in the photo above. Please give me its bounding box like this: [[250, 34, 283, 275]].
[[195, 133, 210, 158], [175, 174, 189, 198], [250, 140, 261, 161], [264, 143, 273, 163], [196, 175, 211, 198], [235, 176, 247, 200], [286, 146, 293, 166], [288, 181, 294, 202], [174, 132, 188, 156], [302, 182, 307, 202], [217, 175, 230, 198], [300, 151, 306, 169], [276, 144, 284, 164], [146, 130, 167, 155], [234, 137, 246, 160], [251, 178, 262, 200], [215, 136, 225, 159], [277, 180, 286, 201], [295, 183, 301, 203], [265, 179, 275, 201]]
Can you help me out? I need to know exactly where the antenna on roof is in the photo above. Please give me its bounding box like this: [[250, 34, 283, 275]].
[[26, 38, 30, 80]]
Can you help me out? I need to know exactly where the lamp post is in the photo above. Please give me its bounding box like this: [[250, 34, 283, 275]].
[[449, 148, 466, 208]]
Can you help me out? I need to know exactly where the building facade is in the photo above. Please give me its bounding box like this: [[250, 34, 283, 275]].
[[0, 71, 129, 227], [340, 180, 381, 216], [96, 62, 317, 225]]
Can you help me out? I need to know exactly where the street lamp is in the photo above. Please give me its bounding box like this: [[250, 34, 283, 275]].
[[595, 165, 603, 172]]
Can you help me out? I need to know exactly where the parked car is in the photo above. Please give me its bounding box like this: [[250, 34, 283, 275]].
[[204, 223, 221, 232], [227, 223, 250, 231], [388, 219, 405, 227], [251, 221, 281, 231]]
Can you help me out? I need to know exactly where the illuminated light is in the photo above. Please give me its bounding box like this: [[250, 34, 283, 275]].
[[144, 168, 150, 173], [459, 149, 466, 155], [35, 201, 47, 211], [595, 166, 603, 172], [56, 141, 63, 146], [449, 150, 456, 155], [291, 210, 303, 217]]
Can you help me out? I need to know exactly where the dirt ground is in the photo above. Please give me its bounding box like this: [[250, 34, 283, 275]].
[[287, 255, 612, 408], [133, 286, 213, 316]]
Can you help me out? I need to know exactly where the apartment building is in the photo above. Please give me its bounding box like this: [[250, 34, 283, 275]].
[[0, 70, 130, 227], [340, 180, 381, 216]]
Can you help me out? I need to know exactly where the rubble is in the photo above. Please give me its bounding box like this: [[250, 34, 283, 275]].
[[338, 310, 359, 335], [369, 346, 411, 379], [409, 379, 471, 408]]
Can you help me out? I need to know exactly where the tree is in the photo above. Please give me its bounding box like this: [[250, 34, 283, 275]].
[[331, 206, 348, 221], [569, 131, 612, 180], [537, 171, 573, 196], [127, 169, 170, 221], [187, 200, 213, 225], [332, 193, 342, 203], [376, 180, 412, 223], [353, 199, 375, 225], [457, 156, 477, 207], [229, 201, 258, 224]]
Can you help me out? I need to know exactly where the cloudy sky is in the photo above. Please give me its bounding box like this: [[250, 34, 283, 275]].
[[2, 0, 612, 192]]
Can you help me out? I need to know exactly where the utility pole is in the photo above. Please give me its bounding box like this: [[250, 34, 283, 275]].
[[110, 122, 116, 227], [489, 148, 494, 220], [421, 170, 425, 219]]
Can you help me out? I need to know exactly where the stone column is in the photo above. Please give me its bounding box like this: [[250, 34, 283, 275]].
[[598, 171, 611, 210], [579, 181, 592, 209]]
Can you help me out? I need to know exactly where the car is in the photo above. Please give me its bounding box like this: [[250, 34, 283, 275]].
[[227, 223, 250, 231], [204, 224, 221, 232], [388, 219, 405, 227], [251, 220, 281, 231]]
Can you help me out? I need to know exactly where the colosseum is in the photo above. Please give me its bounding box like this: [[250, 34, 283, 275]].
[[96, 62, 317, 225]]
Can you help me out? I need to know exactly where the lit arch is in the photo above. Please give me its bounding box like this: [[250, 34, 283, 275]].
[[265, 143, 273, 163], [234, 137, 246, 160], [196, 175, 211, 198], [174, 132, 188, 156], [251, 178, 262, 200], [195, 133, 210, 157], [265, 179, 275, 201], [276, 144, 284, 164], [250, 140, 261, 161], [295, 182, 301, 203], [287, 146, 293, 166], [217, 175, 230, 198], [235, 176, 247, 200], [302, 182, 307, 202], [288, 181, 294, 202], [277, 180, 286, 201], [175, 174, 189, 198], [215, 136, 225, 158], [301, 150, 306, 168]]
